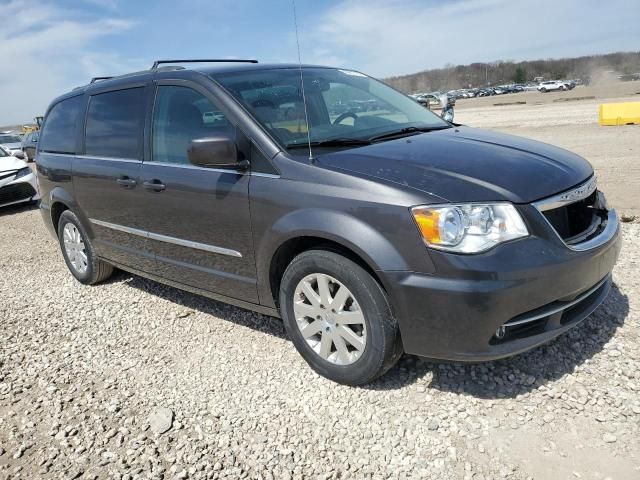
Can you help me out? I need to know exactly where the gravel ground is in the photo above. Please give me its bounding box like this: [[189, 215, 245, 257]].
[[1, 201, 639, 479]]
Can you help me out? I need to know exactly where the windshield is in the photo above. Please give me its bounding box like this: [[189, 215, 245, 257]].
[[0, 135, 21, 143], [0, 147, 8, 157], [213, 67, 449, 150]]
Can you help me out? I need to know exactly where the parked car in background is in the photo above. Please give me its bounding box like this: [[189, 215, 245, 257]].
[[22, 131, 39, 161], [0, 132, 26, 157], [38, 60, 619, 385], [537, 80, 567, 92], [414, 93, 441, 108], [0, 145, 40, 208], [476, 88, 495, 97]]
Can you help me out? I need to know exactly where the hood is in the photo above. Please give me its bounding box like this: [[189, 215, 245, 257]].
[[0, 156, 28, 173], [315, 126, 593, 204]]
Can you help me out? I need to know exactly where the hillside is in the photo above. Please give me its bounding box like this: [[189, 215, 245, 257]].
[[385, 51, 640, 93]]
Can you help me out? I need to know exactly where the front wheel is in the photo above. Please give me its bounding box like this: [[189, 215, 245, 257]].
[[279, 250, 402, 385], [58, 210, 113, 285]]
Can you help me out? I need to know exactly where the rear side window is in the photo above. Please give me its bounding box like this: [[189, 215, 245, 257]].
[[39, 96, 83, 154], [85, 87, 145, 159]]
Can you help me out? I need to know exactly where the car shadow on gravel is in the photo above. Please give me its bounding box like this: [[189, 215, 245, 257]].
[[115, 270, 628, 397], [116, 271, 288, 339], [0, 201, 39, 218], [364, 283, 629, 397]]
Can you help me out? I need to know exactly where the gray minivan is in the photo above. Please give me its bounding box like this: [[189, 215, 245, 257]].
[[37, 60, 620, 385]]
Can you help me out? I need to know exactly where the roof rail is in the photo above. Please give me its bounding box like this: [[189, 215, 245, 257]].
[[90, 76, 113, 84], [151, 59, 258, 69]]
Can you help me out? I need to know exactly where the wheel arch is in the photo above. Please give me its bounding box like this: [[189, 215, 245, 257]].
[[257, 208, 411, 310], [47, 187, 92, 236]]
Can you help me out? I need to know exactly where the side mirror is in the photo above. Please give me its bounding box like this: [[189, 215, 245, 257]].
[[14, 151, 26, 160], [187, 136, 249, 171]]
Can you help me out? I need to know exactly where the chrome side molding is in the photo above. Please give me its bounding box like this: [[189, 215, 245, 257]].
[[89, 218, 243, 258]]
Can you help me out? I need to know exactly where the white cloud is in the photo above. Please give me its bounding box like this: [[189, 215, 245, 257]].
[[0, 0, 138, 126], [306, 0, 640, 78]]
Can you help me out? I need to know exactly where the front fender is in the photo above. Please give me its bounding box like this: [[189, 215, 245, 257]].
[[256, 208, 434, 308]]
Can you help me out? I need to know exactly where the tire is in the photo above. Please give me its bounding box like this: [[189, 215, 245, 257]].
[[279, 250, 403, 385], [540, 88, 547, 93], [57, 210, 113, 285]]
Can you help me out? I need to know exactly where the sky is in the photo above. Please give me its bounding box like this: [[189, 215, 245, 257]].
[[1, 0, 639, 125]]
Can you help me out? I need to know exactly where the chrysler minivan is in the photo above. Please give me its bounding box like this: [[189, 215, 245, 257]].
[[37, 60, 620, 385]]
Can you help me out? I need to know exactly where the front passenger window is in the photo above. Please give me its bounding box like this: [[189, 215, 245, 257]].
[[152, 86, 233, 165]]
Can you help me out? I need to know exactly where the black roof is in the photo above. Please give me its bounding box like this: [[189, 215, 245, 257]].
[[198, 63, 327, 75], [50, 62, 337, 109]]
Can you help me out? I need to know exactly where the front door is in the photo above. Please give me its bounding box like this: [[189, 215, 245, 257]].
[[137, 83, 258, 302]]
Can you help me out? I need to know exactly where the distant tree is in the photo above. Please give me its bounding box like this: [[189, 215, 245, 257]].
[[513, 67, 527, 83], [385, 51, 640, 93]]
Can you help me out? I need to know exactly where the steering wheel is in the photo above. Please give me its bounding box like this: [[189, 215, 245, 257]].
[[333, 111, 359, 125]]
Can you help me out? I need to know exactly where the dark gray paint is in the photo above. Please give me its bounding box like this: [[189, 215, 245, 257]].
[[36, 63, 621, 361]]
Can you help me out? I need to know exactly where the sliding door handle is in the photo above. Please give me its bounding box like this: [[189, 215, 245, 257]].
[[143, 180, 166, 192], [116, 177, 137, 188]]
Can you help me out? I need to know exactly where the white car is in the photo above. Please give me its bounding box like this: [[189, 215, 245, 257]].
[[0, 146, 40, 208], [0, 132, 26, 157], [537, 80, 567, 93]]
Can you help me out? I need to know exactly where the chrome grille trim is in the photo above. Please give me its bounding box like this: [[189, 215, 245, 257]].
[[532, 176, 597, 212], [504, 275, 610, 327], [532, 176, 618, 251]]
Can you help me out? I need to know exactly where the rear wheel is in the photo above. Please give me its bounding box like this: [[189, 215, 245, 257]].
[[58, 210, 113, 285], [279, 250, 402, 385], [540, 88, 547, 93]]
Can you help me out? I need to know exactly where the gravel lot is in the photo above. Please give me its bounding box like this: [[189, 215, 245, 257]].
[[2, 90, 640, 479], [1, 208, 639, 479]]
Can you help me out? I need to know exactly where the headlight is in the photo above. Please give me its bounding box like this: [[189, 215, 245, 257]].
[[14, 167, 32, 179], [411, 203, 528, 253]]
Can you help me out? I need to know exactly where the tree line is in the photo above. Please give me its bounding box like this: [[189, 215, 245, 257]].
[[385, 51, 640, 93]]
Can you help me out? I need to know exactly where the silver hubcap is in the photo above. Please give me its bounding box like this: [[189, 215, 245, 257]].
[[293, 273, 367, 365], [63, 223, 88, 274]]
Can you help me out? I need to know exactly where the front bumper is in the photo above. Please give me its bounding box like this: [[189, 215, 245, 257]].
[[0, 171, 40, 208], [383, 208, 621, 361]]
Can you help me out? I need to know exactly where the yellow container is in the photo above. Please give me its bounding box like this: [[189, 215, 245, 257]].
[[599, 102, 640, 126]]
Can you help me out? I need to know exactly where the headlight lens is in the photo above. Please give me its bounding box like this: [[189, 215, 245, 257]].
[[15, 167, 32, 179], [412, 203, 528, 253]]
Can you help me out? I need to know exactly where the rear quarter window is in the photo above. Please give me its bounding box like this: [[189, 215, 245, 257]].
[[85, 87, 145, 159], [39, 95, 83, 154]]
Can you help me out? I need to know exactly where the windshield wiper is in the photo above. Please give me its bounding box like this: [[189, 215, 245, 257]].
[[286, 138, 372, 149], [368, 125, 451, 143]]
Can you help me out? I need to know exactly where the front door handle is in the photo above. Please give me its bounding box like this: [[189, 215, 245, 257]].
[[143, 180, 166, 192], [116, 177, 137, 188]]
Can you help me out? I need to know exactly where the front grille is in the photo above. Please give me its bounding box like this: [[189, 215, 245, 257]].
[[541, 190, 608, 245], [0, 182, 36, 205], [491, 276, 610, 344]]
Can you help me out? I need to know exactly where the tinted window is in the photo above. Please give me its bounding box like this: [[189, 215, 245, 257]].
[[152, 85, 233, 165], [37, 95, 82, 154], [85, 87, 145, 159], [0, 135, 21, 143]]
